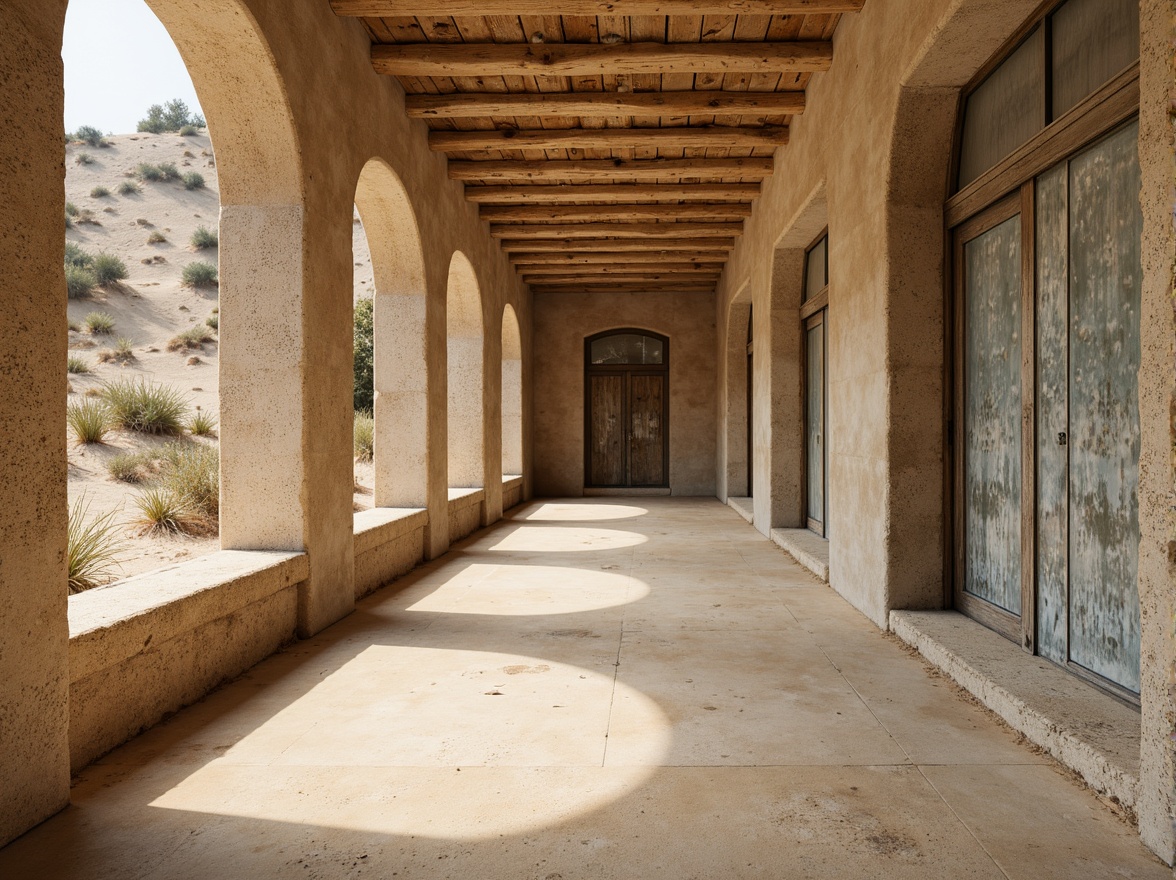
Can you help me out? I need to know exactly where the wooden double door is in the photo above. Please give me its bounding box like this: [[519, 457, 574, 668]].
[[585, 330, 669, 489]]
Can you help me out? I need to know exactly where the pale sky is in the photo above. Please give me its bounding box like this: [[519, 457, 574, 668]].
[[63, 0, 203, 135]]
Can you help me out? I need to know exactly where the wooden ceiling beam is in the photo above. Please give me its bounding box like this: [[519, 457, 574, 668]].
[[406, 90, 805, 119], [431, 126, 786, 152], [511, 251, 731, 264], [530, 282, 718, 293], [483, 204, 752, 222], [449, 157, 774, 182], [335, 0, 863, 16], [497, 237, 737, 251], [373, 42, 832, 78], [490, 222, 743, 239], [524, 273, 721, 285], [519, 263, 725, 275], [466, 183, 759, 204]]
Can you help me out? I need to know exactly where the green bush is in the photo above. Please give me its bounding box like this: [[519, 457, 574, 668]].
[[65, 212, 72, 229], [190, 226, 218, 249], [137, 99, 205, 134], [182, 171, 205, 190], [161, 442, 219, 517], [188, 411, 217, 437], [83, 311, 114, 334], [75, 152, 94, 165], [158, 162, 181, 181], [90, 186, 110, 198], [354, 410, 374, 462], [102, 379, 189, 434], [108, 451, 154, 483], [133, 487, 199, 536], [66, 264, 96, 299], [136, 163, 165, 182], [147, 230, 167, 244], [72, 125, 104, 147], [65, 202, 79, 217], [92, 252, 127, 286], [178, 124, 199, 137], [167, 326, 214, 351], [67, 493, 124, 593], [353, 297, 374, 413], [97, 337, 136, 364], [205, 314, 218, 330], [65, 242, 93, 268], [67, 398, 110, 445], [117, 180, 140, 196], [181, 261, 218, 287], [67, 355, 90, 374]]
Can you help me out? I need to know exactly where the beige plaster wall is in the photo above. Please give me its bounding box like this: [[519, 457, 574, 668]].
[[533, 291, 717, 497]]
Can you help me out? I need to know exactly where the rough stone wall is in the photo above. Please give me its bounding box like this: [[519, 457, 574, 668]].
[[533, 291, 717, 497]]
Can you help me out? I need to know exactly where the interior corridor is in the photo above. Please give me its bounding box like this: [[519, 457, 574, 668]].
[[1, 499, 1164, 879]]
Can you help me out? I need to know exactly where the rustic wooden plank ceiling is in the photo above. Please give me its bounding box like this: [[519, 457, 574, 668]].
[[331, 1, 860, 293]]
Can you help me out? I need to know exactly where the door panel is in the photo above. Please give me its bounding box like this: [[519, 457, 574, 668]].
[[589, 374, 624, 486], [1066, 121, 1142, 692], [963, 214, 1023, 616], [629, 374, 665, 486], [805, 317, 825, 530]]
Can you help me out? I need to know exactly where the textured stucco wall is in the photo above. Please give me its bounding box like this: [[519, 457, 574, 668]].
[[533, 291, 717, 497]]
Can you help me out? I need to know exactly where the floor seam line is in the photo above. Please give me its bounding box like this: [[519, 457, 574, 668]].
[[914, 763, 1015, 880]]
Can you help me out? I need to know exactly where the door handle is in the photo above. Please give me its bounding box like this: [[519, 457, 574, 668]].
[[1057, 432, 1067, 446]]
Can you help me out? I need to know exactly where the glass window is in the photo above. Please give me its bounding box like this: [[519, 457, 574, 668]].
[[1051, 0, 1139, 119], [804, 234, 828, 302], [590, 333, 664, 365], [959, 27, 1045, 188]]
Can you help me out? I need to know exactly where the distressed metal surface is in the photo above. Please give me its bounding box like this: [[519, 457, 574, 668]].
[[1035, 164, 1069, 664], [806, 322, 824, 525], [1066, 121, 1141, 693], [964, 215, 1023, 614]]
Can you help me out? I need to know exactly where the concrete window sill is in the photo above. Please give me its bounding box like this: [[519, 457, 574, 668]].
[[447, 487, 485, 509], [503, 474, 523, 489], [68, 550, 308, 683], [353, 507, 428, 556]]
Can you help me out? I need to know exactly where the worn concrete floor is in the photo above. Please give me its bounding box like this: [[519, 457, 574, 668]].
[[1, 498, 1166, 879]]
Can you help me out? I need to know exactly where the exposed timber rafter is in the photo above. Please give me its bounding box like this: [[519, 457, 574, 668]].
[[333, 0, 863, 15], [497, 237, 738, 252], [447, 157, 774, 182], [482, 204, 752, 222], [510, 252, 731, 265], [430, 126, 786, 153], [529, 282, 718, 293], [519, 263, 724, 276], [490, 222, 743, 239], [466, 183, 760, 205], [373, 42, 832, 78], [405, 90, 805, 119]]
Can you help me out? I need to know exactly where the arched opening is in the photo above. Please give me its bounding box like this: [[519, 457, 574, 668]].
[[446, 252, 484, 490], [501, 304, 523, 479], [353, 158, 427, 510]]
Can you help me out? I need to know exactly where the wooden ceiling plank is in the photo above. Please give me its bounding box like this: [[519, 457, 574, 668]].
[[431, 125, 786, 151], [523, 273, 722, 285], [335, 1, 864, 15], [511, 250, 730, 263], [405, 90, 804, 117], [498, 236, 737, 251], [449, 156, 773, 181], [490, 221, 743, 238], [372, 41, 832, 77], [482, 203, 752, 221], [520, 263, 725, 274], [466, 182, 760, 203]]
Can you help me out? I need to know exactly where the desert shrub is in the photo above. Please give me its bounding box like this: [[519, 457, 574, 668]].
[[67, 398, 110, 445], [161, 442, 219, 517], [65, 202, 79, 217], [67, 493, 124, 593], [353, 297, 374, 413], [65, 265, 95, 301], [205, 314, 218, 330], [83, 311, 114, 334], [178, 124, 199, 137], [74, 209, 101, 226], [147, 231, 167, 244], [72, 125, 104, 147], [68, 321, 80, 332], [158, 162, 181, 181], [182, 171, 205, 190], [102, 379, 188, 434], [133, 487, 200, 536], [117, 180, 140, 196], [66, 355, 90, 374], [167, 326, 214, 351], [181, 261, 218, 287], [96, 337, 136, 364], [188, 411, 217, 437], [90, 186, 110, 198], [64, 213, 72, 229], [64, 242, 93, 268], [75, 152, 94, 166], [107, 450, 154, 483], [136, 163, 165, 182], [137, 99, 205, 134], [354, 410, 374, 462], [190, 226, 218, 249], [92, 252, 127, 286]]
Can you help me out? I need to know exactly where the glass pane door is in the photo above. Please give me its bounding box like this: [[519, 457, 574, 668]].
[[805, 311, 825, 534]]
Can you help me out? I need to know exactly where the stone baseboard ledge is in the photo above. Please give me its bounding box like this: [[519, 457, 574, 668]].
[[770, 528, 829, 582]]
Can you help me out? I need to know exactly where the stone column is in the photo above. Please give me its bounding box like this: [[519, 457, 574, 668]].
[[0, 0, 71, 846]]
